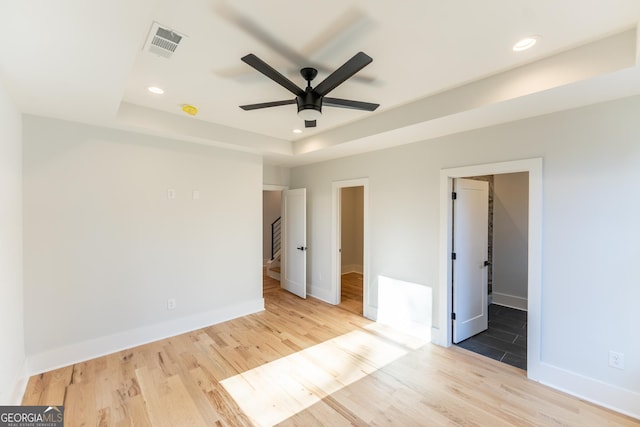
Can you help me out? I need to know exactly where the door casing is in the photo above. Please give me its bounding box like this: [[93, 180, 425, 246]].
[[437, 158, 542, 381], [332, 178, 370, 318]]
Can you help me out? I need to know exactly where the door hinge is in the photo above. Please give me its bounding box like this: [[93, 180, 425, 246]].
[[451, 252, 456, 260], [451, 312, 456, 320], [451, 191, 457, 200]]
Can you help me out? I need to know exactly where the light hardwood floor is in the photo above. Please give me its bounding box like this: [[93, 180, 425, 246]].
[[339, 272, 363, 315], [22, 271, 639, 426]]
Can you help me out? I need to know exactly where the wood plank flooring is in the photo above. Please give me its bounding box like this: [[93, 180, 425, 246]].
[[22, 271, 639, 426], [339, 272, 363, 315]]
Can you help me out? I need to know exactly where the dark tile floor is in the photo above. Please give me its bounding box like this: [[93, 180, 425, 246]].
[[456, 304, 527, 370]]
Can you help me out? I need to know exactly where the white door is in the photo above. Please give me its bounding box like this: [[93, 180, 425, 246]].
[[452, 178, 489, 343], [282, 188, 307, 299]]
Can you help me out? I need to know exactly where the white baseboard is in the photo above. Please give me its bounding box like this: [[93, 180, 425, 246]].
[[266, 270, 280, 281], [430, 324, 640, 419], [364, 305, 377, 321], [26, 298, 265, 376], [538, 362, 640, 420], [20, 296, 638, 421], [430, 327, 445, 346], [341, 264, 363, 274], [308, 284, 334, 304], [5, 359, 29, 405], [492, 292, 528, 311]]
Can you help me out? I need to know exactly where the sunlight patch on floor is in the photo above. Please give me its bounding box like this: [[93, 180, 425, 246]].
[[220, 329, 409, 427], [363, 322, 429, 350]]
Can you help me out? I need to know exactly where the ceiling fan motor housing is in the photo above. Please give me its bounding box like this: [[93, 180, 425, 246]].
[[296, 89, 323, 116]]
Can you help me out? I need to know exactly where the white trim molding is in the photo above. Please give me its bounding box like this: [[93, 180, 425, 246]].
[[341, 264, 363, 274], [434, 157, 640, 419], [492, 293, 528, 311], [26, 298, 264, 376], [364, 305, 377, 321], [308, 284, 334, 304], [538, 363, 640, 420], [438, 158, 543, 382], [263, 184, 289, 191], [331, 178, 370, 308], [7, 360, 29, 405]]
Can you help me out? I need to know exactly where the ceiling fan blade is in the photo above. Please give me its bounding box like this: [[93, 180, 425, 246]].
[[301, 7, 366, 60], [217, 4, 377, 84], [240, 99, 296, 111], [241, 54, 304, 96], [305, 120, 317, 128], [217, 3, 308, 67], [323, 97, 379, 111], [313, 51, 373, 96]]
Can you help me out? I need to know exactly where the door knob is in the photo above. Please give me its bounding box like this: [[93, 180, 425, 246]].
[[297, 246, 307, 251]]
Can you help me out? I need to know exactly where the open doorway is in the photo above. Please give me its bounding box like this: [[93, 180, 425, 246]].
[[338, 186, 364, 315], [263, 189, 283, 295], [332, 178, 370, 318], [452, 173, 529, 370], [438, 158, 542, 381]]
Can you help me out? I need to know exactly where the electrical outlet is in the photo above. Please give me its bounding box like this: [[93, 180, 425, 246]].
[[167, 298, 176, 310], [167, 189, 176, 199], [609, 351, 624, 370]]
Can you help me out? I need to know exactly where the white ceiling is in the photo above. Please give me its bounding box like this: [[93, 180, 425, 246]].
[[2, 1, 640, 167]]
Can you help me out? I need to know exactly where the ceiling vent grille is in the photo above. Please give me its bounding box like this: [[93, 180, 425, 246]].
[[144, 22, 185, 59]]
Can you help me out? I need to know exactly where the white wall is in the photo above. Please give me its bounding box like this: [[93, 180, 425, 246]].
[[263, 164, 290, 187], [341, 186, 363, 273], [0, 82, 26, 404], [23, 116, 264, 370], [263, 191, 282, 262], [492, 172, 529, 309], [291, 95, 640, 415]]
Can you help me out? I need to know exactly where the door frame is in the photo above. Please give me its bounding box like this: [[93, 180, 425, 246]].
[[332, 178, 370, 318], [263, 184, 288, 191], [262, 184, 288, 268], [262, 185, 288, 262], [437, 158, 542, 381]]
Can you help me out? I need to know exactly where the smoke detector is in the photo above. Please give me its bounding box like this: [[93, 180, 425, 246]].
[[144, 22, 186, 59]]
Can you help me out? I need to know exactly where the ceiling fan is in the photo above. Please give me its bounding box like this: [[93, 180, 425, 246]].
[[239, 52, 379, 128]]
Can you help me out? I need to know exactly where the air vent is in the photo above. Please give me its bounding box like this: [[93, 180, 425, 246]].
[[144, 22, 186, 59]]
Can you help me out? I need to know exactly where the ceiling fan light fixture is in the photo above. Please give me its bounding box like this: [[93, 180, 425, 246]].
[[297, 107, 322, 121]]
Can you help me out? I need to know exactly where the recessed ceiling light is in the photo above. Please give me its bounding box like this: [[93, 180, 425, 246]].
[[293, 129, 302, 134], [147, 86, 165, 94], [513, 35, 540, 52]]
